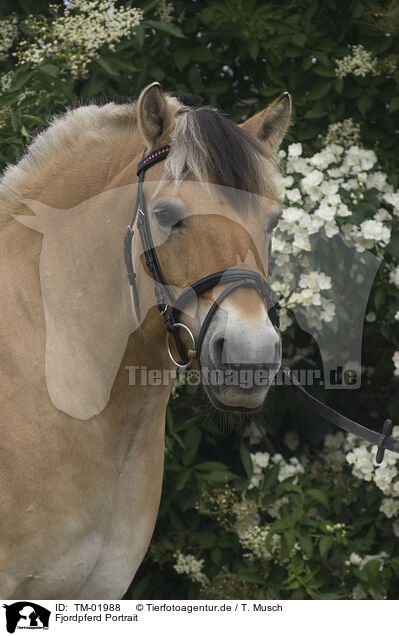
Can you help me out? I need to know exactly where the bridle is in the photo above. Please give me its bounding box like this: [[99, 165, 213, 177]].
[[124, 144, 280, 369], [124, 144, 398, 464]]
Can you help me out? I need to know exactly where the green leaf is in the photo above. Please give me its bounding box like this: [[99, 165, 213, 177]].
[[145, 19, 187, 39], [175, 468, 192, 491], [142, 0, 163, 14], [313, 66, 336, 78], [334, 78, 344, 94], [182, 426, 202, 466], [389, 96, 399, 114], [211, 547, 222, 564], [248, 39, 259, 60], [281, 531, 296, 559], [10, 111, 18, 132], [38, 64, 59, 78], [188, 65, 204, 93], [239, 440, 253, 478], [374, 287, 386, 312], [358, 95, 372, 115], [307, 488, 330, 510], [202, 470, 237, 483], [363, 558, 382, 581], [9, 71, 31, 92], [299, 534, 313, 557], [95, 56, 120, 78], [309, 81, 334, 100], [174, 49, 191, 72], [319, 535, 333, 557], [195, 461, 228, 471], [292, 33, 306, 47]]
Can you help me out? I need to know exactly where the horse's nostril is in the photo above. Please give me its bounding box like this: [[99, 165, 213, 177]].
[[213, 337, 225, 366]]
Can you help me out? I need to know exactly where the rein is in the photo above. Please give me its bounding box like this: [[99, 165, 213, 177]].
[[124, 144, 398, 464]]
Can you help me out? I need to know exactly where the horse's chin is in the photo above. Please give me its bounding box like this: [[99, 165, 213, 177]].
[[200, 368, 276, 414]]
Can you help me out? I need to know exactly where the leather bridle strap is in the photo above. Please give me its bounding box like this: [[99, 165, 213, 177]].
[[284, 369, 397, 462], [124, 145, 279, 362]]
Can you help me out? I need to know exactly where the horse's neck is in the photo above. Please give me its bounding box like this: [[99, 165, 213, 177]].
[[0, 127, 172, 437]]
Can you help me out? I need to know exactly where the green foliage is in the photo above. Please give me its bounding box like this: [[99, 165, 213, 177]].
[[1, 1, 399, 181], [125, 387, 399, 600]]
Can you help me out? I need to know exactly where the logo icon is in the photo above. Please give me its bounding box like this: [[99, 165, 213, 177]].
[[3, 602, 50, 633]]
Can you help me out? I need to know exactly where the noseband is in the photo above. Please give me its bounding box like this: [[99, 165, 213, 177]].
[[124, 144, 399, 463]]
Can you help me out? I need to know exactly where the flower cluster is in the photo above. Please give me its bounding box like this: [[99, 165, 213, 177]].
[[0, 18, 18, 62], [238, 523, 281, 563], [321, 118, 361, 148], [249, 451, 305, 489], [16, 0, 142, 77], [155, 0, 175, 23], [248, 451, 270, 489], [335, 44, 378, 79], [173, 551, 209, 587], [275, 141, 399, 332], [322, 428, 399, 532]]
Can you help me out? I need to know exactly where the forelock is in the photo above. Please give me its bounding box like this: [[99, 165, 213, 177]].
[[165, 106, 280, 211]]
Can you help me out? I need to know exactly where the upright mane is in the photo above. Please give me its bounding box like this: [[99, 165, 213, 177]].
[[0, 91, 279, 226]]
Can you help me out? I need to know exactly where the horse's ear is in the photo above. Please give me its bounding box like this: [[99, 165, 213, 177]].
[[137, 82, 175, 148], [241, 92, 291, 149]]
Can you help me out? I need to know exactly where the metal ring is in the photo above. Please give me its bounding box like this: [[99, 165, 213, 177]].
[[166, 322, 196, 369]]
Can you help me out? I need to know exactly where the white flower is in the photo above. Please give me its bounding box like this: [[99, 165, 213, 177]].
[[268, 496, 289, 519], [283, 431, 299, 451], [349, 552, 362, 565], [248, 473, 262, 490], [380, 498, 399, 519], [324, 432, 345, 451], [365, 312, 376, 322], [298, 271, 331, 291], [277, 457, 304, 483], [16, 0, 143, 77], [301, 169, 324, 191], [174, 552, 209, 587], [352, 584, 368, 600], [384, 191, 399, 215], [251, 451, 270, 472], [244, 421, 264, 445], [393, 351, 399, 377], [315, 201, 336, 222], [390, 266, 399, 288], [374, 208, 391, 222], [394, 311, 399, 321], [360, 219, 390, 245], [322, 120, 360, 148], [374, 464, 398, 493], [367, 172, 388, 192], [346, 446, 374, 481], [286, 187, 302, 203], [335, 45, 378, 79], [288, 143, 302, 158], [0, 18, 18, 62], [324, 220, 339, 237]]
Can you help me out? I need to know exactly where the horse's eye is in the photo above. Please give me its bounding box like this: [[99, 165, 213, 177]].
[[153, 203, 185, 230], [266, 208, 282, 234]]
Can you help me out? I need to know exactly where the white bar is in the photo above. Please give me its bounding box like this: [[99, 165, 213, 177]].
[[1, 599, 397, 635]]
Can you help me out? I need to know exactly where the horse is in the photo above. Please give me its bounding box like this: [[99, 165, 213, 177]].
[[0, 82, 291, 599]]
